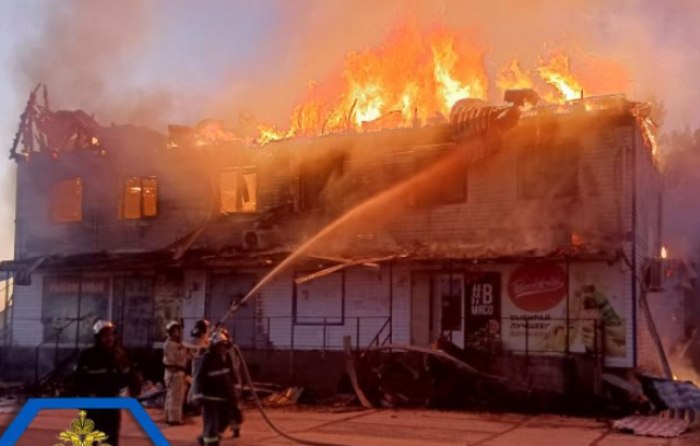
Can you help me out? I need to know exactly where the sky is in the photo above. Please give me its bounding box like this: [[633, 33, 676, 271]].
[[0, 1, 699, 261]]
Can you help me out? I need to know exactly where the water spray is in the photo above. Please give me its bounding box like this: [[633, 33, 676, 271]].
[[216, 103, 521, 444]]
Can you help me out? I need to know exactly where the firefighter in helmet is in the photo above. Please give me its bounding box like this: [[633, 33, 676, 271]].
[[163, 320, 190, 425], [192, 327, 243, 445], [187, 319, 211, 359], [74, 319, 142, 446]]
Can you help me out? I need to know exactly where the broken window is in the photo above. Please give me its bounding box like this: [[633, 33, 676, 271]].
[[299, 153, 345, 210], [518, 136, 580, 199], [121, 176, 157, 219], [219, 167, 257, 214], [52, 177, 83, 223]]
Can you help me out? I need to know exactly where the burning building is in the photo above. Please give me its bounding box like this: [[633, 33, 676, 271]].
[[0, 36, 690, 404]]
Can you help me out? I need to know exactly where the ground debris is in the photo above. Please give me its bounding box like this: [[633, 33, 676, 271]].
[[129, 380, 165, 407], [613, 415, 690, 438], [265, 387, 304, 407]]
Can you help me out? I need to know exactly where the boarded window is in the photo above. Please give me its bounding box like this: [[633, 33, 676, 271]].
[[121, 176, 158, 219], [220, 168, 257, 214], [52, 177, 83, 222], [518, 137, 580, 199], [293, 271, 345, 325]]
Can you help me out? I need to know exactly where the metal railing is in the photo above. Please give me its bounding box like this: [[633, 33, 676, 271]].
[[33, 316, 92, 384], [216, 315, 392, 353], [453, 316, 612, 359]]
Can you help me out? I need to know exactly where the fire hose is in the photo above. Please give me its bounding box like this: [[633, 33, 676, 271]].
[[232, 344, 350, 446]]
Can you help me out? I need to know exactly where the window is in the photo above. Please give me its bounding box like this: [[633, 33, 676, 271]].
[[52, 177, 83, 222], [299, 153, 345, 210], [409, 149, 466, 207], [112, 276, 155, 348], [220, 168, 257, 214], [42, 276, 110, 344], [121, 176, 157, 219], [518, 137, 580, 199], [293, 271, 345, 325]]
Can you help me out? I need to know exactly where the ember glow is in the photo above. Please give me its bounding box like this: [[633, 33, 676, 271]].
[[238, 27, 628, 145]]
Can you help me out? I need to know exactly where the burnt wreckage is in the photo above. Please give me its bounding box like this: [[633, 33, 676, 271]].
[[0, 84, 692, 410]]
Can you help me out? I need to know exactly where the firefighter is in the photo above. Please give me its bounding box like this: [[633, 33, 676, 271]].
[[185, 319, 210, 415], [187, 319, 211, 360], [193, 328, 243, 446], [74, 319, 142, 446], [163, 320, 190, 425]]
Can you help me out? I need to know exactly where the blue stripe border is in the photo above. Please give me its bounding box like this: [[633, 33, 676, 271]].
[[0, 397, 169, 445]]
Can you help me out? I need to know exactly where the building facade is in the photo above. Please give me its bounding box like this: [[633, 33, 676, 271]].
[[0, 95, 681, 397]]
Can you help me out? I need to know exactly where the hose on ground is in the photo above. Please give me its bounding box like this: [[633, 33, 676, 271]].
[[232, 344, 350, 446]]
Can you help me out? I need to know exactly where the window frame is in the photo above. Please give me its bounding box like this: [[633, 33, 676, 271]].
[[292, 270, 346, 326], [51, 177, 84, 223], [120, 175, 158, 220], [218, 166, 258, 215], [298, 153, 346, 211], [407, 147, 468, 208], [517, 137, 581, 200]]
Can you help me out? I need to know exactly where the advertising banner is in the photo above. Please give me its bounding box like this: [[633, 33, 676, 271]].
[[503, 262, 568, 353], [569, 264, 628, 362], [464, 272, 501, 350], [501, 262, 629, 364]]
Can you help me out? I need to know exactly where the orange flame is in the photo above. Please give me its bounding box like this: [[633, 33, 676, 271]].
[[537, 53, 584, 102], [264, 28, 488, 142], [497, 59, 534, 93], [246, 29, 629, 145], [255, 123, 284, 145]]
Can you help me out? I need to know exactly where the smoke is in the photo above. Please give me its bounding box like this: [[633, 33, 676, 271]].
[[199, 0, 698, 131], [11, 1, 700, 130], [13, 0, 178, 127], [8, 1, 700, 249]]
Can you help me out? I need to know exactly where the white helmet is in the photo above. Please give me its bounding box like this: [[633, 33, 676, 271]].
[[165, 320, 180, 332], [209, 328, 231, 346], [93, 319, 115, 335]]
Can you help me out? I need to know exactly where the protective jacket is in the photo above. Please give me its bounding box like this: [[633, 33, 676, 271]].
[[75, 345, 140, 397]]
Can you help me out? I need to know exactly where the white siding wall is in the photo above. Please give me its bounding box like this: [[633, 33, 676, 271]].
[[192, 266, 405, 351], [10, 274, 43, 346], [391, 264, 412, 344]]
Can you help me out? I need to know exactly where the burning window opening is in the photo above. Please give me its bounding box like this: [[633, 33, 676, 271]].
[[51, 177, 83, 223], [219, 167, 258, 214], [121, 176, 158, 220]]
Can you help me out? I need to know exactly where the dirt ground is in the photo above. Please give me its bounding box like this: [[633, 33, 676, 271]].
[[1, 406, 700, 445]]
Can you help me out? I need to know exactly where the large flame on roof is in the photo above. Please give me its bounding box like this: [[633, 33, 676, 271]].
[[537, 53, 585, 102], [240, 27, 627, 145], [274, 29, 488, 142]]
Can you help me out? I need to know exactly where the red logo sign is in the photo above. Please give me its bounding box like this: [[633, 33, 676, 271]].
[[507, 263, 567, 312]]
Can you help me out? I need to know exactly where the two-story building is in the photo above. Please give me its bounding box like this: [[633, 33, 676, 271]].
[[0, 89, 683, 400]]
